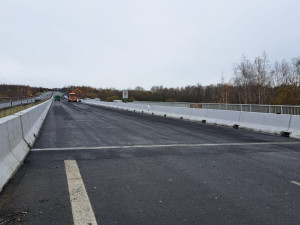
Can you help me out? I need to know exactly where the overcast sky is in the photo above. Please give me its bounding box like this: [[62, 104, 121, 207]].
[[0, 0, 299, 90]]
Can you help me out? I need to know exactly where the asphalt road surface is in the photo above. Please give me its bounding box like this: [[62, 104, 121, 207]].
[[0, 92, 52, 110], [0, 99, 299, 225]]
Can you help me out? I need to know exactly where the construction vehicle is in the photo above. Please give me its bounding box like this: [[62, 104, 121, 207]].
[[72, 89, 94, 101], [68, 92, 77, 102], [67, 89, 95, 102]]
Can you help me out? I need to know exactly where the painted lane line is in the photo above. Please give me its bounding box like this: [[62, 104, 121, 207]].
[[32, 141, 300, 151], [291, 181, 300, 186], [65, 160, 98, 225]]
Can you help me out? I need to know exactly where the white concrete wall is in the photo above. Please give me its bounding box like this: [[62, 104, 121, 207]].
[[205, 109, 240, 127], [17, 100, 52, 147], [180, 107, 208, 121], [238, 112, 291, 135], [6, 115, 29, 162], [0, 99, 52, 191], [288, 115, 300, 138], [82, 100, 300, 139], [0, 118, 20, 190]]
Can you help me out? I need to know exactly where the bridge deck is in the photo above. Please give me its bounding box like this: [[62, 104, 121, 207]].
[[0, 99, 299, 225]]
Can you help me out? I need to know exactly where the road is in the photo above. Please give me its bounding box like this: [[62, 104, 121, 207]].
[[0, 99, 299, 225], [0, 92, 52, 110]]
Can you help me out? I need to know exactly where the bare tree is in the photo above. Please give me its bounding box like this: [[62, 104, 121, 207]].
[[253, 52, 272, 104], [233, 55, 255, 103]]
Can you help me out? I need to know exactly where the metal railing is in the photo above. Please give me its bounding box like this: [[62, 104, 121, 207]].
[[0, 96, 37, 110], [133, 101, 300, 115], [200, 103, 300, 115], [133, 101, 190, 107], [0, 96, 35, 104]]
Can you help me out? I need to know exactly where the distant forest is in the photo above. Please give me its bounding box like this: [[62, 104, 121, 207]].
[[2, 53, 300, 105], [0, 85, 47, 98], [63, 53, 300, 105]]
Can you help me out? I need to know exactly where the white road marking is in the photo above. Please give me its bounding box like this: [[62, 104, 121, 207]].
[[291, 181, 300, 186], [32, 141, 300, 151], [64, 160, 98, 225]]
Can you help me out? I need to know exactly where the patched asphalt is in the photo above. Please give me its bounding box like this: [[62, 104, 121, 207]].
[[0, 99, 299, 225]]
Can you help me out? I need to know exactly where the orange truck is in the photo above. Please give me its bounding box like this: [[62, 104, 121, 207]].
[[68, 92, 77, 102]]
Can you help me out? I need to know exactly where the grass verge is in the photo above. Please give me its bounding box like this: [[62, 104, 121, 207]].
[[0, 99, 50, 118]]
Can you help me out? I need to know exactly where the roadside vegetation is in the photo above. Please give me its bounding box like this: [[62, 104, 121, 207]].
[[0, 98, 50, 118], [0, 85, 48, 98], [63, 53, 300, 105], [2, 53, 299, 105]]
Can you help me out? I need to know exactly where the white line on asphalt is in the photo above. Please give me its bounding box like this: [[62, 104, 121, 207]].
[[291, 181, 300, 186], [64, 160, 98, 225], [32, 141, 300, 151]]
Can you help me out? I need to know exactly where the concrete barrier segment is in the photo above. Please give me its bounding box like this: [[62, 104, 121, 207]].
[[0, 118, 21, 191], [82, 100, 300, 138], [18, 110, 33, 146], [238, 112, 291, 135], [179, 108, 208, 121], [0, 99, 52, 191], [4, 115, 28, 163], [17, 99, 52, 147], [82, 100, 150, 113], [148, 105, 169, 117], [159, 106, 183, 118], [83, 101, 208, 121], [206, 109, 241, 127], [129, 103, 149, 112], [288, 115, 300, 138]]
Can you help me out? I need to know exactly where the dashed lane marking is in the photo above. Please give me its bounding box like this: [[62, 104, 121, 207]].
[[32, 141, 300, 151], [65, 160, 98, 225], [291, 181, 300, 186]]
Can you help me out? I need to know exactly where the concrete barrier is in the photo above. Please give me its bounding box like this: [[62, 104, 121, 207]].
[[18, 100, 52, 147], [132, 104, 150, 113], [179, 108, 207, 121], [18, 109, 32, 144], [238, 111, 291, 134], [206, 109, 241, 127], [0, 99, 52, 191], [288, 115, 300, 138], [0, 118, 21, 191], [149, 105, 174, 117], [6, 115, 29, 162], [121, 103, 144, 112], [160, 106, 185, 118], [83, 100, 150, 113], [82, 100, 300, 138]]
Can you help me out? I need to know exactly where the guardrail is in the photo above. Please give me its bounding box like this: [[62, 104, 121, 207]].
[[201, 103, 300, 115], [0, 92, 53, 110], [133, 101, 190, 107], [133, 101, 300, 115], [0, 96, 36, 105]]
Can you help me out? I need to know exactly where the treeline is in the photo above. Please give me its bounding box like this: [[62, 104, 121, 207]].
[[232, 52, 300, 105], [0, 85, 47, 98], [62, 53, 300, 105]]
